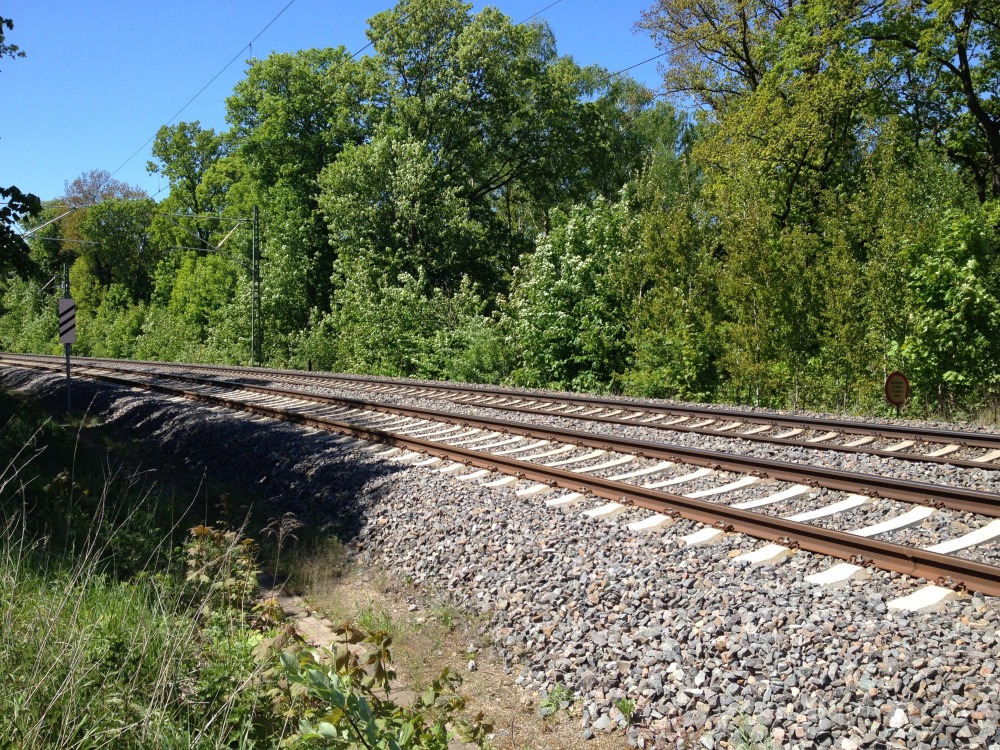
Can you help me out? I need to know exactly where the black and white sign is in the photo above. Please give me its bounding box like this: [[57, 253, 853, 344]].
[[58, 297, 76, 344]]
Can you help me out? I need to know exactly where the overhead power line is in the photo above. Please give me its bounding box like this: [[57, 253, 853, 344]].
[[516, 0, 566, 25], [609, 50, 669, 77], [110, 0, 438, 188], [109, 0, 301, 181], [118, 0, 575, 196], [109, 0, 677, 204]]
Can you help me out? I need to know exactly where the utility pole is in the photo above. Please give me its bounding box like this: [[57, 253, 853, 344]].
[[164, 208, 262, 367], [252, 205, 260, 368]]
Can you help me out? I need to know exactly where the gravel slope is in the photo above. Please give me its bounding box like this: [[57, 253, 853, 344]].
[[4, 366, 999, 750]]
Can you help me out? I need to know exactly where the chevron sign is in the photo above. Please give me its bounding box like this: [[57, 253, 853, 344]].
[[59, 298, 76, 344]]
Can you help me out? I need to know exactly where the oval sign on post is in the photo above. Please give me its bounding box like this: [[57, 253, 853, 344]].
[[885, 371, 910, 413]]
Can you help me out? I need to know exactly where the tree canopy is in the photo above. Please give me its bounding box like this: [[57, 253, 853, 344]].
[[0, 16, 40, 274], [4, 0, 1000, 419]]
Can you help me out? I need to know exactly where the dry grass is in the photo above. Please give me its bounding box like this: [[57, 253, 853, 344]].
[[301, 565, 629, 750]]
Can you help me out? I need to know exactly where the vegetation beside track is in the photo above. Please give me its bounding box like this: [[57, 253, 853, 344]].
[[0, 386, 491, 748]]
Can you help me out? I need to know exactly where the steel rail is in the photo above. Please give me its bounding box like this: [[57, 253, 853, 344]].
[[187, 368, 1000, 470], [19, 357, 1000, 519], [377, 393, 1000, 472], [7, 354, 1000, 462], [6, 358, 999, 597], [155, 370, 1000, 518], [5, 352, 1000, 451], [316, 379, 1000, 450]]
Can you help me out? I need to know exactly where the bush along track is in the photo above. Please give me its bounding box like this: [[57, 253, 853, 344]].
[[0, 384, 492, 749]]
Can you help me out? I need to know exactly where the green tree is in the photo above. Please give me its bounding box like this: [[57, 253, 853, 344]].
[[865, 0, 1000, 201], [299, 261, 495, 381], [225, 47, 375, 315], [79, 198, 161, 301], [898, 205, 1000, 412], [0, 186, 40, 276], [27, 171, 147, 285], [0, 17, 40, 272], [500, 198, 640, 392], [623, 104, 721, 400], [0, 278, 57, 353], [319, 133, 488, 294], [364, 0, 647, 284], [147, 120, 228, 249], [81, 284, 147, 358], [636, 0, 790, 111]]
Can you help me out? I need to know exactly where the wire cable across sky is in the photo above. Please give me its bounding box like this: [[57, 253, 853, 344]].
[[108, 0, 302, 181], [104, 0, 671, 196]]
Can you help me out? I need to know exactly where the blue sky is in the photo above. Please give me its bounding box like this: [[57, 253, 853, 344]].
[[1, 1, 665, 203]]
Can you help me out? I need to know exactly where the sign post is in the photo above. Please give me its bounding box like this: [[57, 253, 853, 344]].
[[884, 371, 910, 417], [58, 297, 76, 412]]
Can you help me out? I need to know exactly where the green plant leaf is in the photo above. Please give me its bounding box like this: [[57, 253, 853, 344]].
[[280, 651, 299, 673], [398, 721, 415, 746]]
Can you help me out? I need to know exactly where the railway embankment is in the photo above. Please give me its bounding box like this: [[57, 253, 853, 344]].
[[3, 365, 999, 749]]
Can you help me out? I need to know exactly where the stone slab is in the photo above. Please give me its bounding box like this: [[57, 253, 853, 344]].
[[850, 505, 936, 537], [482, 475, 519, 488], [888, 585, 959, 612], [545, 492, 586, 507], [456, 469, 490, 482], [515, 483, 553, 497], [681, 527, 726, 546], [494, 440, 549, 455], [644, 467, 714, 489], [570, 455, 635, 473], [923, 519, 1000, 554], [545, 449, 606, 467], [784, 494, 870, 522], [805, 562, 870, 587], [732, 484, 813, 510], [627, 513, 674, 532], [684, 476, 759, 499], [734, 543, 792, 566], [843, 435, 876, 447], [806, 431, 840, 443], [582, 502, 625, 519], [609, 460, 675, 481]]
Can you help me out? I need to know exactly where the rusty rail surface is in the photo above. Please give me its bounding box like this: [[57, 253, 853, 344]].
[[102, 364, 1000, 518], [5, 356, 999, 597], [5, 353, 1000, 463]]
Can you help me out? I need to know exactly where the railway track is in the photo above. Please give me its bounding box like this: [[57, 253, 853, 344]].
[[4, 353, 1000, 606], [6, 353, 1000, 469]]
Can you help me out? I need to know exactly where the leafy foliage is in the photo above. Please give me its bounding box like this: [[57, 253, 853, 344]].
[[501, 198, 639, 392], [0, 17, 40, 271], [275, 625, 491, 749], [5, 0, 1000, 418]]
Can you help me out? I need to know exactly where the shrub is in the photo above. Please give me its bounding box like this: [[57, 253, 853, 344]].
[[275, 625, 492, 749]]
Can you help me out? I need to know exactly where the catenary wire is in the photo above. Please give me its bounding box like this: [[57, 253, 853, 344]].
[[108, 0, 301, 181]]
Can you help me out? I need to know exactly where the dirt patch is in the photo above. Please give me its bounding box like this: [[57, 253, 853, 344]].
[[299, 565, 630, 750]]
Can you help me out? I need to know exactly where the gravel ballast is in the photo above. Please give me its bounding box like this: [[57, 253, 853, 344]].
[[4, 366, 1000, 750]]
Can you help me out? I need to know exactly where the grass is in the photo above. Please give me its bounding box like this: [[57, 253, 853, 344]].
[[356, 602, 398, 635], [0, 504, 279, 748], [613, 697, 637, 729], [0, 388, 285, 747], [272, 530, 349, 595], [538, 683, 575, 719], [729, 715, 774, 750], [428, 598, 460, 631], [0, 384, 511, 750]]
